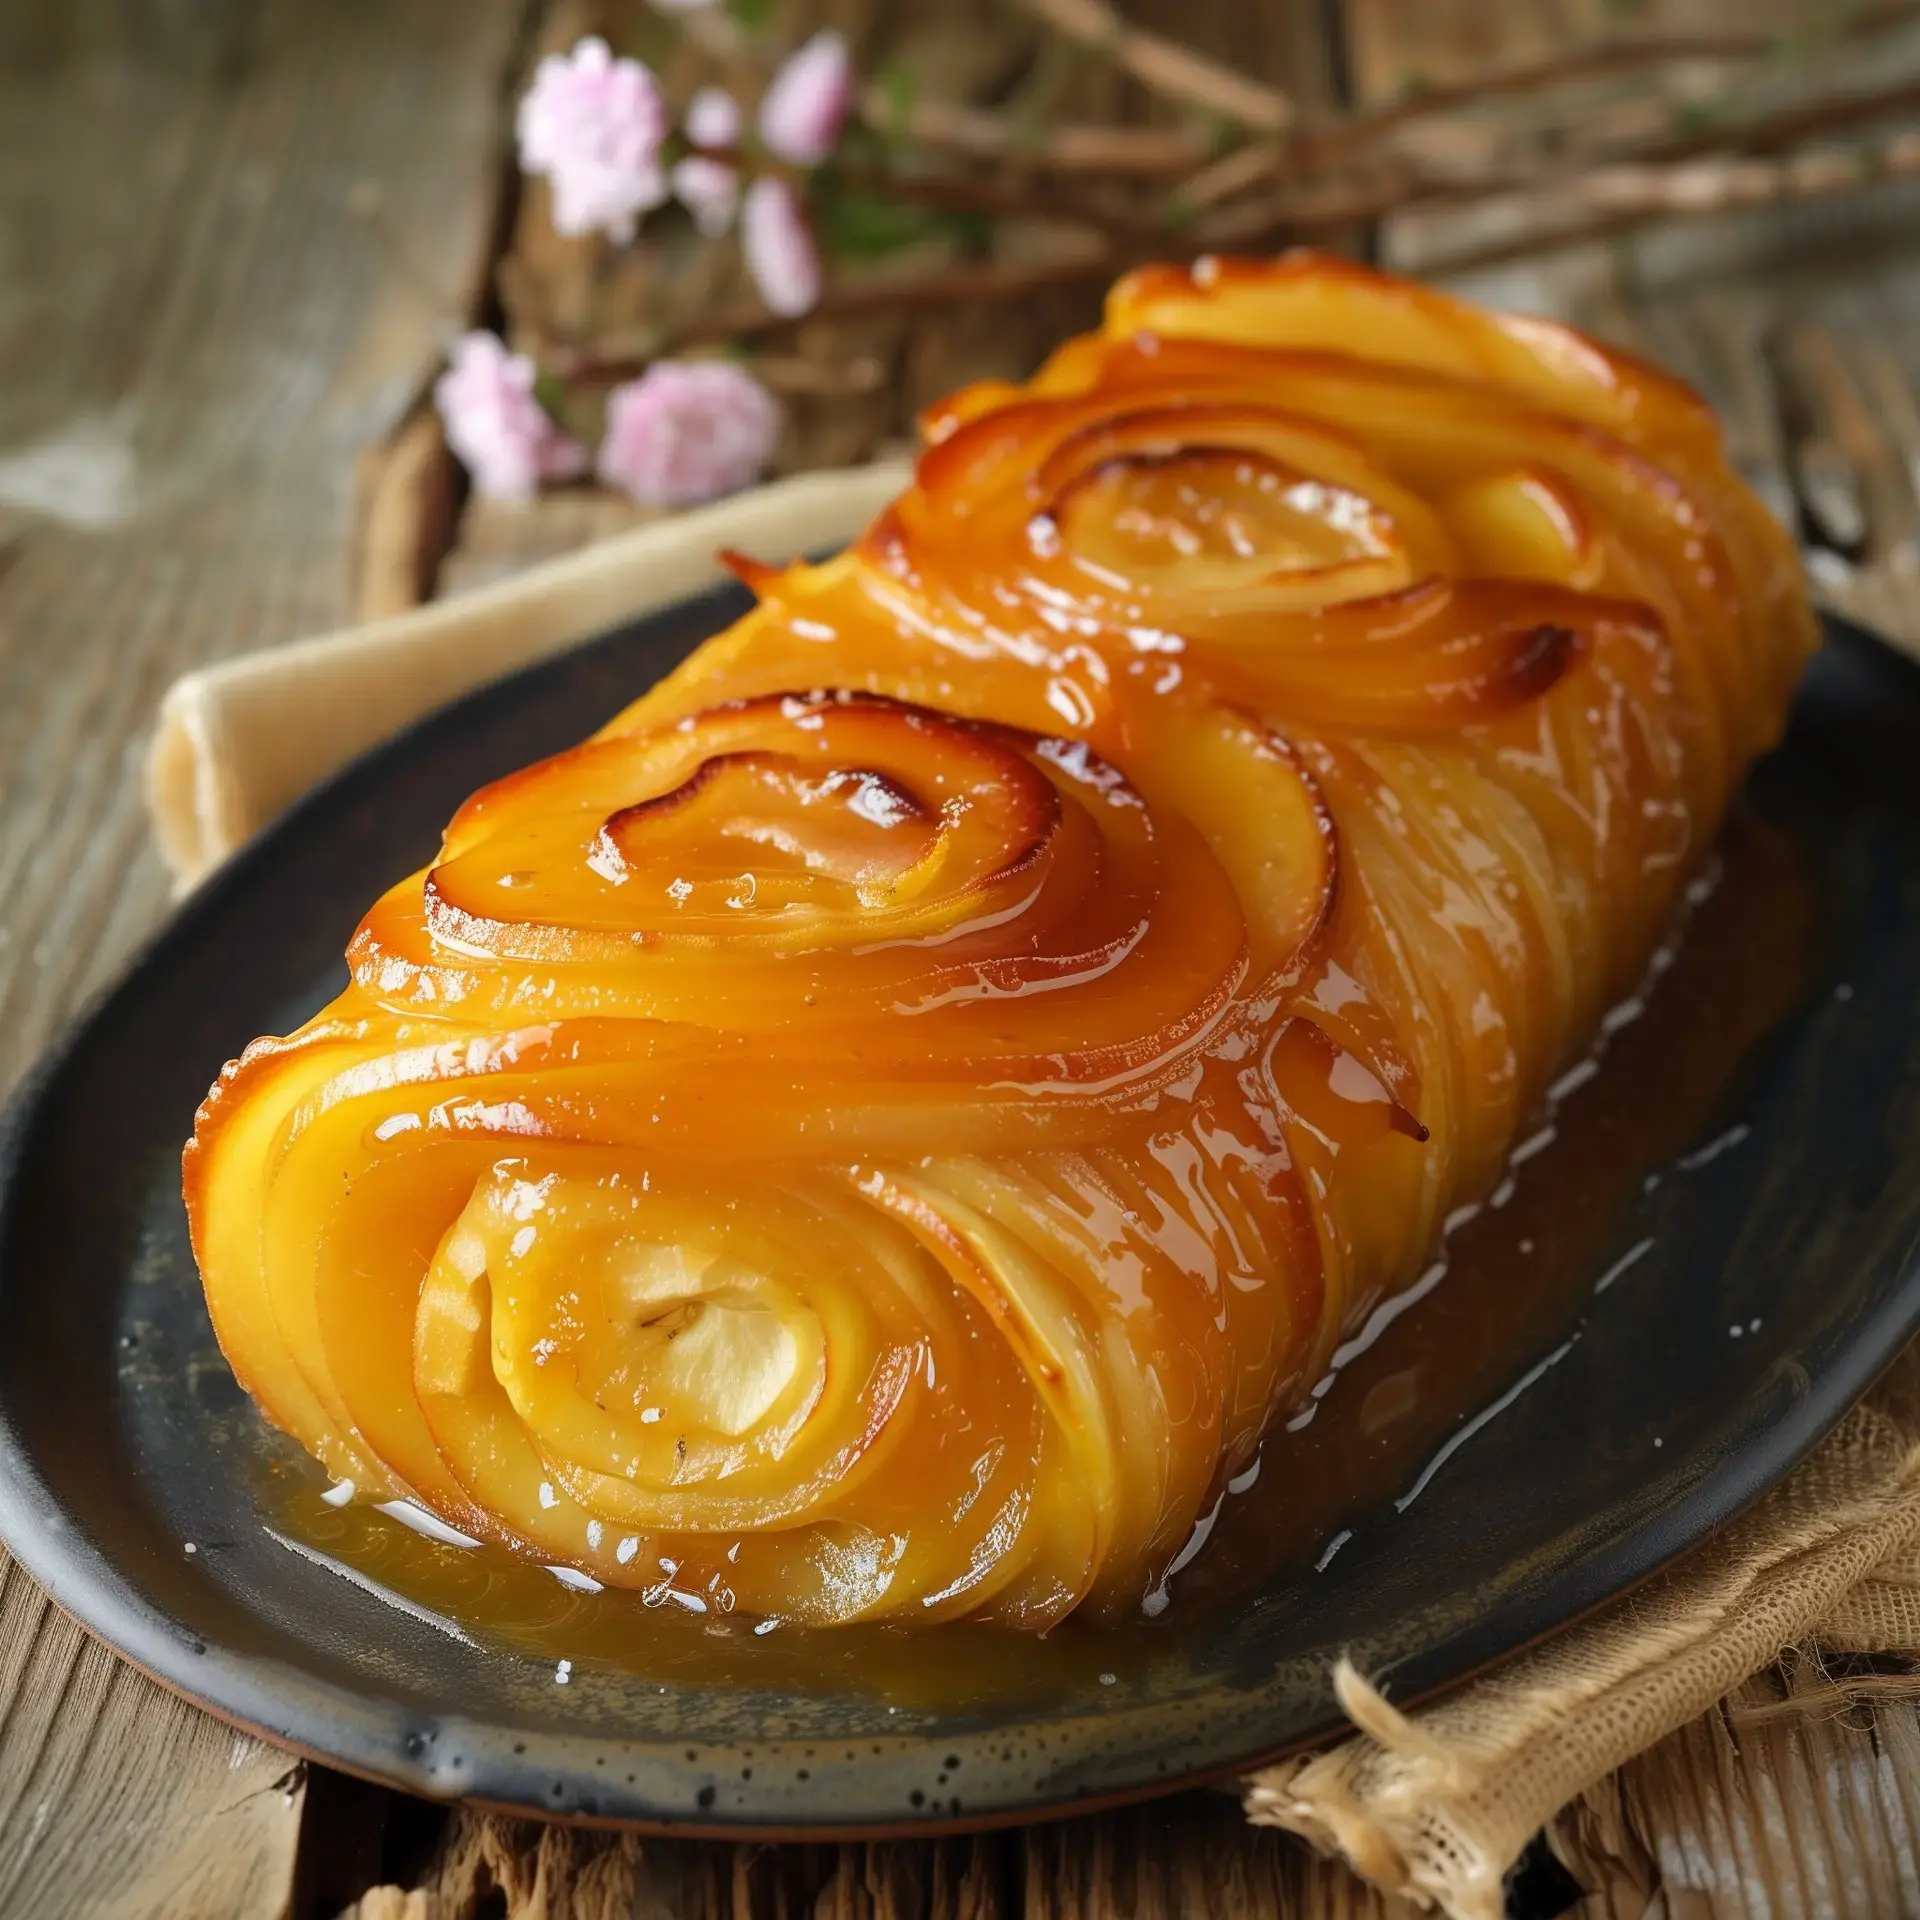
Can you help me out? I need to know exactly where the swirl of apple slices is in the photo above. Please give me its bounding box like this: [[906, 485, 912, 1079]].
[[189, 688, 1411, 1625]]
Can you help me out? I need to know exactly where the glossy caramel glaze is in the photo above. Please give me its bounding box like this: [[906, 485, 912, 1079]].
[[186, 253, 1816, 1630]]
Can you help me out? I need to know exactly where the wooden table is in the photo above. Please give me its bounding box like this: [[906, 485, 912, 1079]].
[[5, 3, 1920, 1914]]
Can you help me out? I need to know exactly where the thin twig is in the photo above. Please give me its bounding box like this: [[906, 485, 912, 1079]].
[[671, 247, 1121, 347], [829, 159, 1163, 244], [1296, 31, 1778, 167], [1195, 69, 1920, 245], [1021, 0, 1292, 134], [1409, 130, 1920, 281], [1176, 139, 1286, 214], [1178, 3, 1920, 209], [682, 141, 1162, 244], [553, 250, 1128, 379], [859, 88, 1209, 175], [1631, 68, 1920, 167], [740, 352, 890, 397]]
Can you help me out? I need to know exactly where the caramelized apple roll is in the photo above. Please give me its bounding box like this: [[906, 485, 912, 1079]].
[[188, 254, 1814, 1627]]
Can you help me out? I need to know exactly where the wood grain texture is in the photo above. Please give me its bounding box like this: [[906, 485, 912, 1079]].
[[1559, 1670, 1920, 1918], [0, 0, 529, 1911], [0, 1561, 303, 1919], [342, 1793, 1429, 1920]]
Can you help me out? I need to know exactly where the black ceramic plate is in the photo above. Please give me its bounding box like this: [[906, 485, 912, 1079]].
[[1, 595, 1918, 1837]]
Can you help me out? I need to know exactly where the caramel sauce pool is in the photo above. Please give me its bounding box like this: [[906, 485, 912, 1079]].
[[262, 809, 1818, 1710]]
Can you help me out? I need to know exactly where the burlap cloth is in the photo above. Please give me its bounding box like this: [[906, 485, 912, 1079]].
[[144, 468, 1920, 1920]]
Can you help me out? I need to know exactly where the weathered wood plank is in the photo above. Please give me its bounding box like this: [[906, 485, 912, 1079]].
[[0, 1563, 304, 1918], [1560, 1679, 1920, 1918], [0, 0, 529, 1911], [343, 1791, 1430, 1920]]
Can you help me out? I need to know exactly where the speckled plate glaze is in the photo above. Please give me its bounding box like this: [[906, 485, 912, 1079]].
[[2, 593, 1919, 1837]]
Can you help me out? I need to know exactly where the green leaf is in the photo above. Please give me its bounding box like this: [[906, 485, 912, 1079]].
[[725, 0, 774, 33], [533, 369, 568, 419]]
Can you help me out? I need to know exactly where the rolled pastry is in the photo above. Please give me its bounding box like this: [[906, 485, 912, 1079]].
[[187, 254, 1814, 1627]]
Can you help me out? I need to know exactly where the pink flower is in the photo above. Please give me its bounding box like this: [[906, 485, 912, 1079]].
[[741, 177, 821, 318], [758, 30, 854, 165], [672, 88, 741, 236], [596, 362, 781, 507], [516, 37, 669, 243], [435, 333, 588, 502]]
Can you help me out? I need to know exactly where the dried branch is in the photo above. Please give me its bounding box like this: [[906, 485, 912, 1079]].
[[1633, 68, 1920, 167], [681, 140, 1160, 243], [1021, 0, 1292, 134], [1411, 129, 1920, 281], [1179, 3, 1920, 209], [735, 352, 889, 397], [554, 249, 1128, 380], [1296, 31, 1780, 168], [859, 88, 1209, 175], [1176, 139, 1286, 214], [830, 161, 1164, 245], [1195, 68, 1920, 246]]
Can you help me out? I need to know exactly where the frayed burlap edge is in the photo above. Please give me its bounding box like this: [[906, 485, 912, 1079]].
[[1243, 1346, 1920, 1920]]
